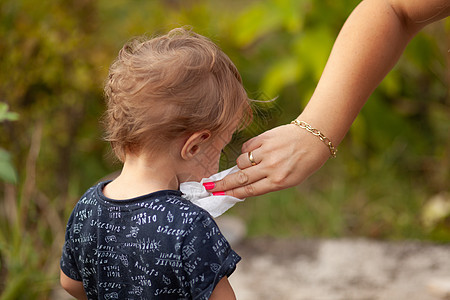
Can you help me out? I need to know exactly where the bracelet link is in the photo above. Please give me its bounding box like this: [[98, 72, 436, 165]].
[[290, 119, 337, 158]]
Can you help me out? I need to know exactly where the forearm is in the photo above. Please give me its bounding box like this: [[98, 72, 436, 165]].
[[299, 0, 450, 145]]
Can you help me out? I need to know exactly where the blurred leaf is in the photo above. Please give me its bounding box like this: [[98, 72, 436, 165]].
[[360, 96, 428, 153], [405, 32, 442, 70], [0, 148, 17, 184], [232, 0, 305, 47], [379, 70, 401, 97], [0, 103, 19, 122], [292, 27, 333, 80], [233, 2, 282, 47], [261, 56, 304, 96]]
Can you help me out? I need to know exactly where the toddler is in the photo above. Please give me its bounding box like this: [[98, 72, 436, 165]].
[[60, 27, 252, 299]]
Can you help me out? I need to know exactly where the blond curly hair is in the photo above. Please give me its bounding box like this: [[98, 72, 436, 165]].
[[103, 27, 252, 162]]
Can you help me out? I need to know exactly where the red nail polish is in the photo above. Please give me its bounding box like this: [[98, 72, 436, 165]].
[[203, 182, 215, 190], [212, 191, 225, 196]]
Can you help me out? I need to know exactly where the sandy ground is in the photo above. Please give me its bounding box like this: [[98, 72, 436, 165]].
[[229, 237, 450, 300]]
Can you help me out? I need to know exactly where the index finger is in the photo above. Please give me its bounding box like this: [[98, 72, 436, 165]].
[[211, 165, 264, 194]]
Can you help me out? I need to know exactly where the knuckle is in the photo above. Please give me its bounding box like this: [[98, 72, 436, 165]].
[[228, 189, 238, 198], [237, 171, 249, 185], [265, 156, 277, 168], [236, 157, 244, 169], [271, 171, 289, 187], [217, 178, 226, 190], [243, 183, 255, 196]]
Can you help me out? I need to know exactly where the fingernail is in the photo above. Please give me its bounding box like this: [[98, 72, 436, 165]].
[[203, 182, 215, 190], [212, 191, 225, 196]]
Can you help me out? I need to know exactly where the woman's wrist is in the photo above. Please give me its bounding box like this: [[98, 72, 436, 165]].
[[296, 95, 358, 147], [290, 119, 338, 158]]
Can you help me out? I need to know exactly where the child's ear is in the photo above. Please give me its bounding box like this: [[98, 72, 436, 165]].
[[180, 130, 211, 160]]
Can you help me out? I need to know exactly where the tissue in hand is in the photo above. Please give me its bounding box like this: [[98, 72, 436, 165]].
[[179, 166, 245, 218]]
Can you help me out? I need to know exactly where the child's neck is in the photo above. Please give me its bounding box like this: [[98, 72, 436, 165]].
[[103, 153, 180, 200]]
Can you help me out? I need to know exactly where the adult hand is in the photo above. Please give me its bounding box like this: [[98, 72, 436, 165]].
[[209, 0, 450, 199], [210, 123, 331, 199]]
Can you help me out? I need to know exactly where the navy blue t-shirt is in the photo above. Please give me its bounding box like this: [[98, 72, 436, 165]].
[[60, 182, 240, 299]]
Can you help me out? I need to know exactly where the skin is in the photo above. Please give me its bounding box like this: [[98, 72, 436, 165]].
[[60, 270, 87, 300], [60, 127, 237, 299], [211, 0, 450, 199]]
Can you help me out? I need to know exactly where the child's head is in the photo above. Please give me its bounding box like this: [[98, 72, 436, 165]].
[[103, 27, 252, 164]]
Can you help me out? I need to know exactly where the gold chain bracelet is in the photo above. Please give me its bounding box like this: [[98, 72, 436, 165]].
[[290, 119, 337, 158]]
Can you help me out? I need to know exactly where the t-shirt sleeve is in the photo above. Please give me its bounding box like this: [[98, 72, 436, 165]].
[[181, 211, 241, 300], [60, 210, 82, 281]]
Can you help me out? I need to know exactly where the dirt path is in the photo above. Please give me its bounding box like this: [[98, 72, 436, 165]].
[[229, 238, 450, 300]]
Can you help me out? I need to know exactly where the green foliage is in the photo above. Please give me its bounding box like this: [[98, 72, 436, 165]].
[[0, 149, 17, 184], [0, 103, 19, 122], [0, 0, 449, 298], [0, 104, 18, 184]]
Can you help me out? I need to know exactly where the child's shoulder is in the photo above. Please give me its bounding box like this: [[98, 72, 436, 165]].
[[73, 181, 210, 217]]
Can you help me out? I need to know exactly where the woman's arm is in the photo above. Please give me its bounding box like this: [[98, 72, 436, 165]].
[[60, 269, 87, 300], [211, 0, 450, 198], [297, 0, 449, 145]]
